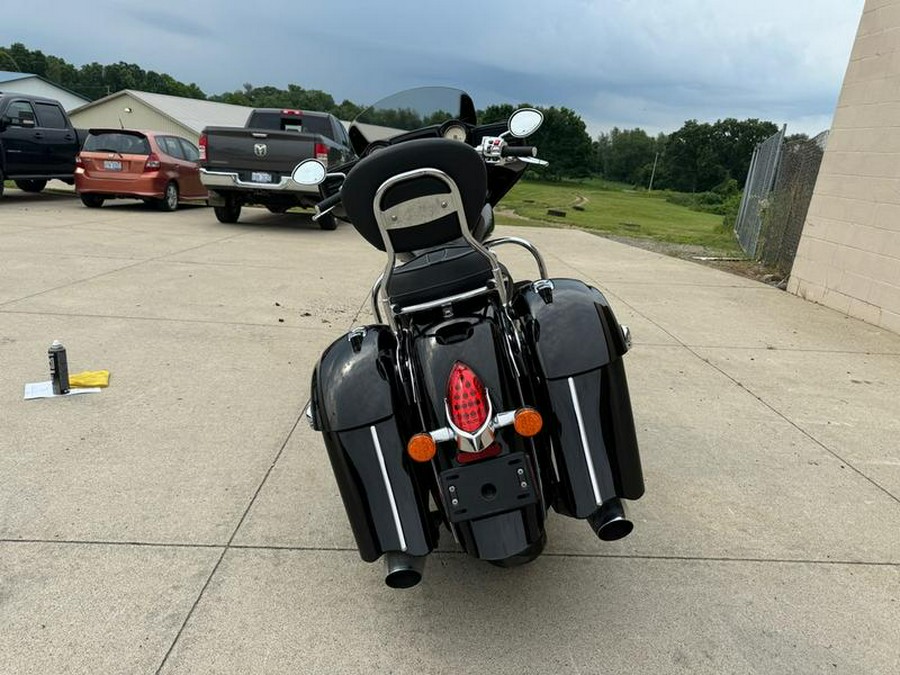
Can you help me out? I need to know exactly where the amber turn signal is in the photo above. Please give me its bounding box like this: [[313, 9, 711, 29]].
[[514, 407, 543, 437], [407, 433, 437, 462]]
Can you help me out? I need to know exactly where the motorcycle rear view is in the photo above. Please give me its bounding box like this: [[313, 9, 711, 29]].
[[300, 88, 644, 587]]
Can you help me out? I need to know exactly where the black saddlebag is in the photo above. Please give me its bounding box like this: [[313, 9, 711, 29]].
[[513, 279, 644, 519], [309, 325, 434, 562]]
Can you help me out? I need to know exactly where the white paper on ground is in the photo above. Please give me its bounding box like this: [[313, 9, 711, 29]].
[[24, 381, 102, 400]]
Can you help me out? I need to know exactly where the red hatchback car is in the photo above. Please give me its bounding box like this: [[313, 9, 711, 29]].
[[75, 129, 207, 211]]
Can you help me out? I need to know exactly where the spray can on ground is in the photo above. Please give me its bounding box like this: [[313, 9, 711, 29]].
[[48, 340, 70, 395]]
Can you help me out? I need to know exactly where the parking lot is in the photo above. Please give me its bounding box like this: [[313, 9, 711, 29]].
[[1, 187, 899, 674]]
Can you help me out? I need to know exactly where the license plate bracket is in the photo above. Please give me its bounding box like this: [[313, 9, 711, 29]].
[[439, 452, 538, 523]]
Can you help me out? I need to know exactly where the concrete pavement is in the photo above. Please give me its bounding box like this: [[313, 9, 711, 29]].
[[1, 189, 898, 674]]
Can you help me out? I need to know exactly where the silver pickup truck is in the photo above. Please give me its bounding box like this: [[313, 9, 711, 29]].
[[199, 108, 355, 229]]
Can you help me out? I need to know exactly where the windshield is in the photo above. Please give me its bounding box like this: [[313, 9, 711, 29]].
[[351, 87, 477, 145]]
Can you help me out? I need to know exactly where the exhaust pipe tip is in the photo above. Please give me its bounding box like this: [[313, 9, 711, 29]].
[[588, 497, 634, 542], [383, 552, 426, 589]]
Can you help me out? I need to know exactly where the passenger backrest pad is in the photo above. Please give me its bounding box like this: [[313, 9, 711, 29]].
[[341, 138, 488, 252]]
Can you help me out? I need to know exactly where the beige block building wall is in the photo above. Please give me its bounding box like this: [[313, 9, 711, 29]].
[[71, 94, 197, 142], [789, 0, 900, 334]]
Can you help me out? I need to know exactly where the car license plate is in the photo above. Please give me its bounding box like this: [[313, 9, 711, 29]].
[[103, 160, 122, 171], [251, 171, 272, 183]]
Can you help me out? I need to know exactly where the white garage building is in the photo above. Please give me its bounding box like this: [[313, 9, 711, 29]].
[[69, 90, 255, 145], [0, 71, 90, 111]]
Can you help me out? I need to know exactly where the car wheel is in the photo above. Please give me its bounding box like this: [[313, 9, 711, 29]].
[[158, 182, 179, 212], [80, 194, 105, 208], [15, 179, 48, 193], [213, 197, 241, 224], [317, 211, 337, 230]]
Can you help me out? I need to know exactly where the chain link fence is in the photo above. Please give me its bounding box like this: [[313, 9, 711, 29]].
[[734, 127, 829, 274], [757, 131, 830, 274], [735, 126, 786, 256]]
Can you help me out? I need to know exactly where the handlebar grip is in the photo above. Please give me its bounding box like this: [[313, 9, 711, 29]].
[[501, 145, 537, 158], [316, 191, 342, 213]]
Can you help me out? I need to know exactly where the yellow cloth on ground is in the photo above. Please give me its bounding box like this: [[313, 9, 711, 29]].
[[69, 370, 110, 388]]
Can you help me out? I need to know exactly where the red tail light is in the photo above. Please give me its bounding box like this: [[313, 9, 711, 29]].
[[198, 134, 207, 161], [281, 109, 303, 116], [447, 362, 490, 433], [75, 155, 83, 167], [315, 142, 329, 168], [144, 153, 161, 171]]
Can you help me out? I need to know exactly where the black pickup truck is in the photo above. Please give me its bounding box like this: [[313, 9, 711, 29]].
[[199, 108, 355, 229], [0, 93, 84, 198]]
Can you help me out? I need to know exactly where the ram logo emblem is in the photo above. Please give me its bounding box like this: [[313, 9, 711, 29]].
[[254, 143, 268, 157]]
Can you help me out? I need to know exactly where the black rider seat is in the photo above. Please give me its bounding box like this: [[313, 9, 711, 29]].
[[387, 244, 506, 308]]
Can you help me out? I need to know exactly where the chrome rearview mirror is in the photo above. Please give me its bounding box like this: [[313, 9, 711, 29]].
[[507, 108, 543, 138], [291, 159, 327, 186]]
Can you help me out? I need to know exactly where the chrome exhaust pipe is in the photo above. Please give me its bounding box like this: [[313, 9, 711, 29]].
[[383, 552, 426, 589], [587, 497, 634, 541]]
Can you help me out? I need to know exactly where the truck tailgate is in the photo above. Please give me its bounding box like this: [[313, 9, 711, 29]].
[[203, 127, 319, 173]]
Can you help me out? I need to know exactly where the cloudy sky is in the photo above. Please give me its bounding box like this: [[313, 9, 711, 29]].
[[3, 0, 865, 136]]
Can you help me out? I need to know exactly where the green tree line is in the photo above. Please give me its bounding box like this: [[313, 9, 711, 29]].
[[0, 42, 206, 100], [2, 42, 785, 189]]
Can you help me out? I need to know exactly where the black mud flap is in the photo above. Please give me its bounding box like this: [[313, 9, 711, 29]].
[[310, 325, 434, 562], [438, 453, 543, 561], [514, 279, 644, 519]]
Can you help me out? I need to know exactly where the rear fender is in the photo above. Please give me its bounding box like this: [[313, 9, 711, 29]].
[[411, 313, 519, 430], [411, 312, 549, 559]]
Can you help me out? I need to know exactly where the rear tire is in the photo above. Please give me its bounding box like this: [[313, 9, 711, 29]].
[[15, 179, 47, 193], [157, 182, 179, 212], [487, 532, 547, 568], [80, 193, 105, 208], [317, 211, 337, 230], [214, 196, 241, 223]]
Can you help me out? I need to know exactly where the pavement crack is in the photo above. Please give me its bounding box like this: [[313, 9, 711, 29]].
[[0, 229, 255, 309], [153, 411, 305, 674], [4, 538, 896, 569], [0, 308, 341, 332], [0, 538, 224, 549], [689, 347, 900, 506]]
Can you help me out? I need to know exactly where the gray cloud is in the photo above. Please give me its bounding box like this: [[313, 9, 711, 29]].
[[3, 0, 865, 135], [121, 7, 214, 40]]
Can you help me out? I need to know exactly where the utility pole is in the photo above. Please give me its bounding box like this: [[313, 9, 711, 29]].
[[648, 152, 659, 192]]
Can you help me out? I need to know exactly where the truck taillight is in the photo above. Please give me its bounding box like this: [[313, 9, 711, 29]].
[[198, 134, 207, 161], [315, 143, 328, 168], [281, 109, 303, 116], [144, 153, 161, 171], [447, 362, 490, 433]]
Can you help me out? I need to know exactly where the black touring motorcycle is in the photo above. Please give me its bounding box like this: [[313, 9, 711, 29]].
[[295, 87, 644, 588]]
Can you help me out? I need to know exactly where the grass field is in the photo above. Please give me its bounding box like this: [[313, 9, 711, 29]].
[[495, 178, 743, 255]]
